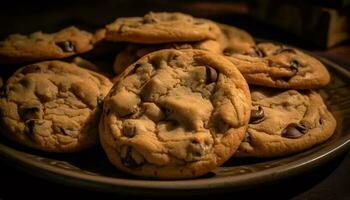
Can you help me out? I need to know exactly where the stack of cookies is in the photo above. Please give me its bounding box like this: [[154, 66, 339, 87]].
[[0, 12, 336, 179]]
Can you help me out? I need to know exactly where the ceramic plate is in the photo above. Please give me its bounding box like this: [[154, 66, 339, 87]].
[[0, 55, 349, 196]]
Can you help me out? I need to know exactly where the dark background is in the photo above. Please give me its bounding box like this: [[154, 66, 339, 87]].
[[0, 0, 349, 199]]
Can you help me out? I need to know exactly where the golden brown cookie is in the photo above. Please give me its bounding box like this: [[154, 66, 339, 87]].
[[218, 23, 256, 55], [226, 43, 331, 89], [100, 49, 251, 179], [0, 61, 112, 152], [113, 40, 221, 75], [235, 87, 336, 157], [104, 12, 221, 44], [0, 26, 94, 64]]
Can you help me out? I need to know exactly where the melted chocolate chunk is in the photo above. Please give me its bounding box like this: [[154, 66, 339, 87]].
[[280, 76, 293, 82], [121, 146, 142, 168], [319, 118, 324, 125], [281, 123, 307, 139], [25, 120, 36, 137], [20, 104, 42, 121], [56, 41, 75, 52], [249, 106, 265, 124], [189, 140, 208, 159], [206, 66, 218, 84], [122, 125, 136, 138], [59, 127, 79, 137], [290, 59, 300, 72], [24, 119, 45, 139], [132, 63, 142, 73], [248, 46, 265, 57]]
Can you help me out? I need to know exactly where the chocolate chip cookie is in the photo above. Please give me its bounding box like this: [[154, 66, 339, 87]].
[[219, 23, 256, 55], [235, 87, 336, 157], [226, 43, 331, 89], [113, 40, 221, 74], [0, 61, 112, 152], [104, 12, 221, 44], [0, 26, 94, 64], [100, 49, 251, 179]]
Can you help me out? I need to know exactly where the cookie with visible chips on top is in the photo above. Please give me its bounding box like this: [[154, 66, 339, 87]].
[[226, 43, 331, 89], [0, 26, 94, 64], [235, 87, 336, 157], [0, 60, 112, 152], [100, 49, 251, 179]]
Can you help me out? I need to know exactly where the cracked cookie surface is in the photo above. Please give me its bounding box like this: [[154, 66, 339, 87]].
[[235, 87, 336, 157], [226, 43, 331, 89], [104, 12, 221, 44], [0, 61, 112, 152], [100, 49, 251, 179], [113, 40, 221, 74], [0, 26, 94, 64]]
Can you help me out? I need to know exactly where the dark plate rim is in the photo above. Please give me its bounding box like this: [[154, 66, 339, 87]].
[[0, 55, 349, 195]]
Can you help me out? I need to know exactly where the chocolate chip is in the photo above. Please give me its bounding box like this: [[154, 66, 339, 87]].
[[189, 140, 208, 159], [122, 125, 136, 138], [280, 75, 293, 82], [60, 127, 79, 137], [191, 140, 199, 144], [274, 48, 297, 55], [223, 48, 234, 56], [20, 104, 42, 121], [249, 106, 265, 124], [121, 146, 142, 168], [25, 119, 45, 139], [56, 41, 75, 52], [278, 59, 299, 82], [132, 63, 142, 74], [248, 46, 264, 57], [206, 66, 218, 84], [25, 120, 36, 137], [24, 119, 48, 140], [319, 118, 324, 125], [281, 123, 307, 139], [50, 123, 79, 137], [290, 59, 300, 72]]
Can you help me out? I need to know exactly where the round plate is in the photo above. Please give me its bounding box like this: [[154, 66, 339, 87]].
[[0, 56, 349, 196]]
